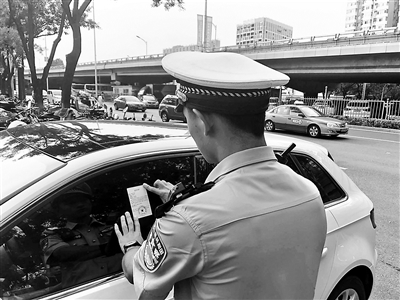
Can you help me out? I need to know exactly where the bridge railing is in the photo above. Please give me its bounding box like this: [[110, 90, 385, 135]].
[[213, 26, 399, 53]]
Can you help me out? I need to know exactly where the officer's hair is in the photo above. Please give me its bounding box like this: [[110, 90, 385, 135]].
[[218, 112, 266, 137]]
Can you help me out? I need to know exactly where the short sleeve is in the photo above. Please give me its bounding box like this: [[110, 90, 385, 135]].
[[133, 210, 204, 299]]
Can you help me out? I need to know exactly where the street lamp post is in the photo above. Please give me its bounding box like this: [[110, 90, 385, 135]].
[[136, 35, 148, 55], [93, 0, 98, 98]]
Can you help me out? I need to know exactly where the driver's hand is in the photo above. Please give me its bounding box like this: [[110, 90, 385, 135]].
[[143, 180, 176, 203], [114, 212, 144, 254]]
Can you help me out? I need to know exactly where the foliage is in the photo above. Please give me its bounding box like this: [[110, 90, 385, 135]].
[[51, 58, 64, 67], [333, 83, 400, 100], [5, 0, 95, 110], [151, 0, 184, 9], [0, 1, 24, 96], [335, 116, 400, 130]]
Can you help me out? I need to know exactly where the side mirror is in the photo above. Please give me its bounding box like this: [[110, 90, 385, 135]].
[[298, 113, 305, 118]]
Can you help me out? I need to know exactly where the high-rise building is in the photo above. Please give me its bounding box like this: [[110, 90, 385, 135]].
[[236, 17, 293, 46], [344, 0, 399, 32]]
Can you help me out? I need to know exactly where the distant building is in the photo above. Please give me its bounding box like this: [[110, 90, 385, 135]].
[[236, 17, 293, 46], [163, 40, 221, 55], [344, 0, 399, 32]]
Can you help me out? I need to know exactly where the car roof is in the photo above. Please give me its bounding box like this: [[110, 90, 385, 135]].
[[121, 95, 141, 101], [163, 94, 178, 99]]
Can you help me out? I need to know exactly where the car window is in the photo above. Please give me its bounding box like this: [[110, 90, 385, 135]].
[[287, 153, 346, 205], [276, 106, 289, 115], [167, 98, 177, 106], [290, 106, 302, 116], [0, 154, 214, 299]]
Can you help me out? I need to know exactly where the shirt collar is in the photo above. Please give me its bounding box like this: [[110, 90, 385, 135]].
[[206, 146, 277, 183]]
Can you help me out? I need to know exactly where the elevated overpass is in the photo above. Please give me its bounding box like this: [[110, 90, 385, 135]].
[[29, 27, 400, 97]]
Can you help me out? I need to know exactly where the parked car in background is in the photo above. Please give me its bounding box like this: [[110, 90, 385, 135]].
[[265, 105, 348, 138], [140, 94, 159, 108], [158, 94, 186, 122], [113, 95, 146, 112], [343, 100, 371, 118], [47, 89, 62, 105], [0, 120, 376, 300], [312, 100, 336, 115]]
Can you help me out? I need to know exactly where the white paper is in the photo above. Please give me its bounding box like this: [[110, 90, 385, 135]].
[[127, 185, 152, 219]]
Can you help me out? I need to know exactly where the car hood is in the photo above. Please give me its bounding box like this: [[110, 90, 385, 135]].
[[306, 116, 343, 124]]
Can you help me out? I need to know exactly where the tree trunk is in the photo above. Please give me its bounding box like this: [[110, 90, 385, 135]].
[[62, 22, 82, 108]]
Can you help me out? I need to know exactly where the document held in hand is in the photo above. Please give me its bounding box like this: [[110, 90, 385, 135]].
[[127, 185, 152, 218]]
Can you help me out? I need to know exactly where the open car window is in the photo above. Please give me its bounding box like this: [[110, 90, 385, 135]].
[[0, 153, 213, 299]]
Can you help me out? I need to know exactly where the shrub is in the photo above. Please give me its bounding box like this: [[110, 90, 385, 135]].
[[334, 116, 400, 130]]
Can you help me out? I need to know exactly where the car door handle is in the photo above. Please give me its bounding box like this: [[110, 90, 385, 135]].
[[321, 247, 328, 258], [288, 118, 292, 120]]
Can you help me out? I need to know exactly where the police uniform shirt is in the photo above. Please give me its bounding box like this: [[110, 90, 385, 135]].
[[132, 146, 327, 300], [41, 217, 122, 287]]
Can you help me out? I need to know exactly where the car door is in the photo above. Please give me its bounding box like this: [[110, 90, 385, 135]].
[[271, 106, 290, 130], [0, 152, 213, 300], [117, 97, 126, 110], [286, 106, 306, 132], [168, 97, 180, 119], [283, 153, 343, 299]]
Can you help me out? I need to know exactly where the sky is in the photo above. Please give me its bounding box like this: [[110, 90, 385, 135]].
[[35, 0, 349, 68]]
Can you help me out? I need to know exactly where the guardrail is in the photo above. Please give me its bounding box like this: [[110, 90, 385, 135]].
[[38, 27, 399, 72], [273, 98, 400, 121]]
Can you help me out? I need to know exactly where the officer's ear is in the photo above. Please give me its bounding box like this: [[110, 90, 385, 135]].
[[192, 109, 214, 136]]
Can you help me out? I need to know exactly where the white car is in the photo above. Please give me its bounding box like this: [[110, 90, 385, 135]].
[[343, 100, 371, 118], [0, 121, 377, 300]]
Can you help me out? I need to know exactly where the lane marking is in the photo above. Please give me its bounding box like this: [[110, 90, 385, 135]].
[[346, 135, 400, 144]]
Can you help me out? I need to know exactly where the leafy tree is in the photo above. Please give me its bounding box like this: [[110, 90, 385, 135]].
[[0, 27, 23, 96], [60, 0, 183, 109], [5, 0, 95, 110], [5, 0, 183, 110], [6, 0, 66, 109], [51, 58, 64, 67], [0, 1, 23, 97]]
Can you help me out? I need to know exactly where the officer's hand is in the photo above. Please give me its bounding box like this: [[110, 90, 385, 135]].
[[114, 212, 144, 254], [143, 180, 175, 203]]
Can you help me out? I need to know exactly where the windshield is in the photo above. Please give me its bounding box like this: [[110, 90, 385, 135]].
[[126, 96, 141, 102], [143, 95, 156, 101], [0, 133, 65, 203], [300, 106, 323, 117]]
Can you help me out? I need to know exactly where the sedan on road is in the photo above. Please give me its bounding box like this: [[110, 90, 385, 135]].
[[158, 95, 186, 122], [113, 95, 146, 112], [140, 94, 159, 109], [265, 105, 349, 138], [0, 120, 376, 300]]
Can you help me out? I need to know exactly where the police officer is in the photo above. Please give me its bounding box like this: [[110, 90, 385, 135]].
[[40, 183, 122, 288], [115, 51, 327, 300]]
